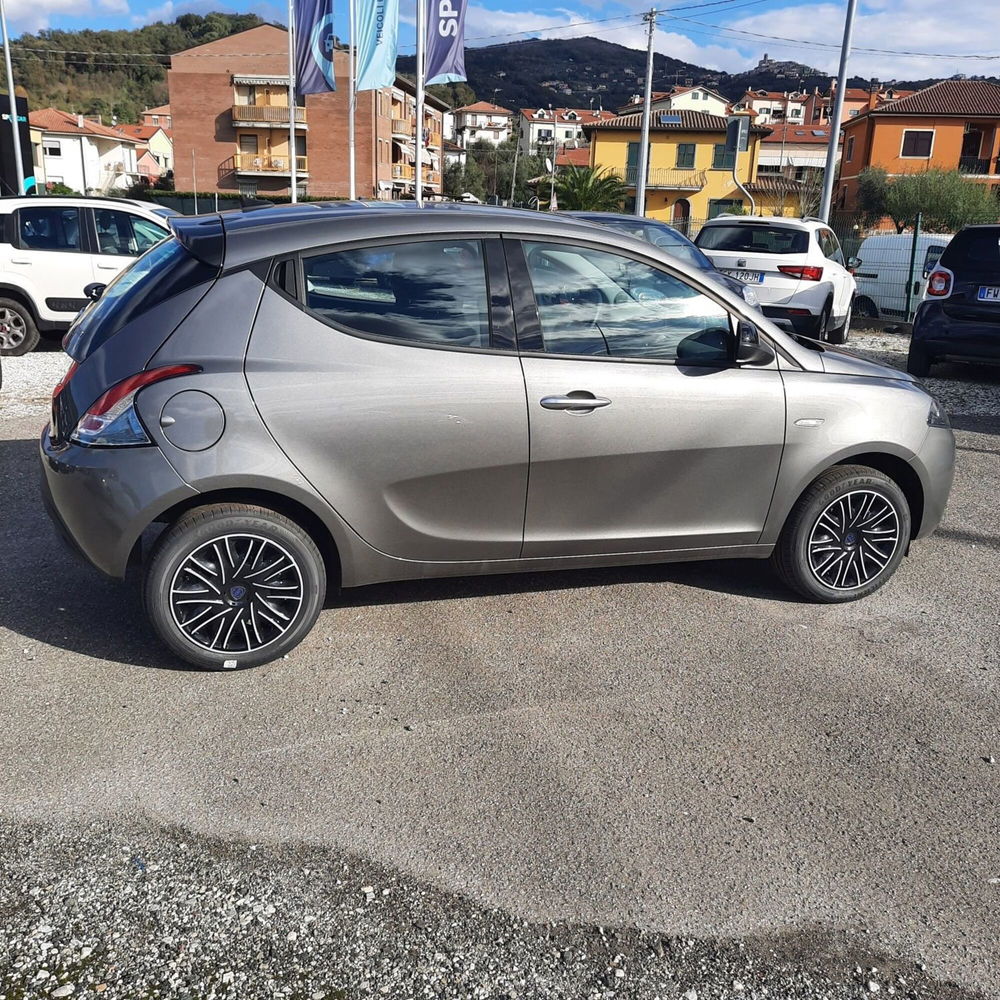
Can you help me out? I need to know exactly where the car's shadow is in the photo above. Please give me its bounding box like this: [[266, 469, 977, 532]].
[[1, 436, 801, 671]]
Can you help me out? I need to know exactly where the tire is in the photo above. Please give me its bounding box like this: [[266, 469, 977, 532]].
[[906, 345, 932, 377], [815, 304, 831, 341], [0, 298, 39, 356], [827, 306, 851, 345], [771, 465, 911, 604], [143, 503, 327, 670], [854, 296, 879, 321]]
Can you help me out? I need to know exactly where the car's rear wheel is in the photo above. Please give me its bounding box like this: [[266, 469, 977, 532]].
[[815, 304, 831, 341], [144, 504, 326, 669], [906, 344, 932, 377], [827, 306, 851, 345], [0, 299, 39, 356], [771, 465, 910, 603], [854, 296, 879, 321]]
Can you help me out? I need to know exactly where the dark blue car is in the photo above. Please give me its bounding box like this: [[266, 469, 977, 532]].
[[910, 225, 1000, 376]]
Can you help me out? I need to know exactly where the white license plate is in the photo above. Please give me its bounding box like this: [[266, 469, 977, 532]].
[[977, 285, 1000, 301], [722, 269, 764, 284]]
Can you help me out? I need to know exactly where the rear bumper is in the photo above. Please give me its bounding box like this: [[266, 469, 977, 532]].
[[39, 425, 198, 579], [761, 305, 822, 335], [912, 301, 1000, 364]]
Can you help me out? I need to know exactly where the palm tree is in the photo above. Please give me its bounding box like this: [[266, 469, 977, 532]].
[[550, 166, 627, 212]]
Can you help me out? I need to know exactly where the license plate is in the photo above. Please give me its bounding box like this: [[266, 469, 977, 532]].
[[977, 285, 1000, 301], [722, 269, 764, 284]]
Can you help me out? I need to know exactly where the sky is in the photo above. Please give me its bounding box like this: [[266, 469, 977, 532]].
[[4, 0, 1000, 84]]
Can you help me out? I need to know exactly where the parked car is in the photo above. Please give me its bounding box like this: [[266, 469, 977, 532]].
[[852, 232, 952, 321], [909, 224, 1000, 376], [0, 196, 172, 356], [565, 211, 760, 308], [42, 204, 954, 669], [694, 215, 856, 343]]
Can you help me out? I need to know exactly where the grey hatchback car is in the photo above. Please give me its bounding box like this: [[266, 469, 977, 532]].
[[41, 204, 955, 669]]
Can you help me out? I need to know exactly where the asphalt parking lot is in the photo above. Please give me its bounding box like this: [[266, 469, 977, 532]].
[[1, 333, 998, 999]]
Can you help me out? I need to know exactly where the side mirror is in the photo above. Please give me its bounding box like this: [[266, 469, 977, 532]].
[[736, 320, 775, 366], [84, 282, 106, 302], [847, 255, 862, 274]]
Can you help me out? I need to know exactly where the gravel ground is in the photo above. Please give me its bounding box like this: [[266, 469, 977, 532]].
[[1, 334, 997, 1000], [0, 822, 984, 1000]]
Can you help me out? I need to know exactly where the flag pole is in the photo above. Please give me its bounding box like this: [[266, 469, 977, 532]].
[[287, 0, 298, 203], [414, 0, 425, 206], [348, 0, 356, 199], [0, 0, 25, 195]]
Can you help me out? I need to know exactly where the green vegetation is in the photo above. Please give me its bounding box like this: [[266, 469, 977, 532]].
[[549, 165, 627, 211], [856, 166, 999, 232], [12, 13, 265, 123]]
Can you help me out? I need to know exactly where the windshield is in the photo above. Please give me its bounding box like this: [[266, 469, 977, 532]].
[[65, 236, 218, 360], [696, 224, 809, 255]]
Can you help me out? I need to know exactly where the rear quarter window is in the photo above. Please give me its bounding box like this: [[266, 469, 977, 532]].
[[695, 225, 809, 255], [940, 229, 1000, 272]]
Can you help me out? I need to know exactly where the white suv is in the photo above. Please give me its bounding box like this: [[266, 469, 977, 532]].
[[694, 215, 856, 344], [0, 196, 173, 355]]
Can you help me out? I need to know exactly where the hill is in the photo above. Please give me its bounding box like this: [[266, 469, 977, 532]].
[[10, 13, 265, 124]]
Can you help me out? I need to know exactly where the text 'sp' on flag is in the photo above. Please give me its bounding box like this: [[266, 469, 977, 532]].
[[295, 0, 337, 95], [425, 0, 468, 86]]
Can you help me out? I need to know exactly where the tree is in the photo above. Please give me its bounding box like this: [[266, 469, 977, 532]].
[[550, 166, 626, 211], [855, 166, 891, 227], [462, 156, 487, 201], [443, 161, 465, 200], [886, 169, 998, 233]]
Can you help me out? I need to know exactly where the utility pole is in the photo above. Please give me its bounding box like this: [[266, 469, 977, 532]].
[[0, 0, 25, 194], [509, 115, 520, 205], [634, 8, 656, 218], [819, 0, 859, 222], [286, 0, 298, 203]]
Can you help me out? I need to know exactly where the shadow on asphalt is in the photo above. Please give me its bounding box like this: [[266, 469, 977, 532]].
[[2, 435, 799, 670]]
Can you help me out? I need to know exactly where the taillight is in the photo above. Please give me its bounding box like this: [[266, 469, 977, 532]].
[[71, 364, 200, 447], [52, 361, 78, 403], [926, 269, 952, 297], [778, 265, 824, 281]]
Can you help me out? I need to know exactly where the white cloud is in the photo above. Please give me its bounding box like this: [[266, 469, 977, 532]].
[[5, 0, 90, 33], [98, 0, 130, 12]]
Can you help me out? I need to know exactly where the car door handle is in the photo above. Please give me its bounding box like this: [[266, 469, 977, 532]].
[[540, 393, 612, 412], [96, 262, 120, 270], [10, 257, 30, 265]]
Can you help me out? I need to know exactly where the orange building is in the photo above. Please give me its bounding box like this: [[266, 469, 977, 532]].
[[837, 80, 1000, 211]]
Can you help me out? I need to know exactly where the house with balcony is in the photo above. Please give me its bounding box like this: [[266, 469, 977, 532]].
[[453, 101, 513, 147], [29, 108, 142, 194], [168, 24, 446, 200], [517, 107, 613, 156], [616, 85, 729, 118], [838, 80, 1000, 212], [584, 110, 775, 228], [733, 89, 809, 126]]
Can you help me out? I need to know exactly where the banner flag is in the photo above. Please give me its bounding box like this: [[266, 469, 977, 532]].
[[425, 0, 468, 86], [356, 0, 399, 92], [295, 0, 337, 95]]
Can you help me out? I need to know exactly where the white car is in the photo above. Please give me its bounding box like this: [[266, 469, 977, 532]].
[[0, 196, 173, 355], [694, 215, 856, 344]]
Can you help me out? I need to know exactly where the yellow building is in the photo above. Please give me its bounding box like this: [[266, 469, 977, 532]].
[[584, 110, 790, 228]]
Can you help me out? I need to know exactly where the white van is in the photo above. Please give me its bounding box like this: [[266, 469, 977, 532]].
[[852, 233, 952, 321]]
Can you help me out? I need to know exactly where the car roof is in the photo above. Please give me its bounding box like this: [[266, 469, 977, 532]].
[[0, 195, 166, 213], [700, 214, 820, 228], [176, 202, 655, 270]]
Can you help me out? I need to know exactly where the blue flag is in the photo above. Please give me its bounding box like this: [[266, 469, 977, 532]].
[[295, 0, 337, 95], [356, 0, 399, 92], [425, 0, 468, 86]]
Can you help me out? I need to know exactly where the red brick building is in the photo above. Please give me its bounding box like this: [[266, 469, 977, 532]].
[[169, 24, 447, 199]]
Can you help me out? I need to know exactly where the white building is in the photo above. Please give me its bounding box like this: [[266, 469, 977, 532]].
[[30, 108, 142, 194], [617, 85, 729, 118], [517, 107, 613, 156], [453, 102, 514, 147], [733, 89, 810, 126]]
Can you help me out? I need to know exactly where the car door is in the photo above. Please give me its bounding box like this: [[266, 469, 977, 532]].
[[245, 235, 529, 562], [90, 207, 170, 284], [509, 238, 786, 557], [817, 228, 854, 318], [8, 204, 94, 320]]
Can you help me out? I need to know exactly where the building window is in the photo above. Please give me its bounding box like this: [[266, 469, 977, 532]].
[[43, 139, 61, 157], [845, 135, 855, 161], [708, 198, 743, 218], [152, 116, 159, 125], [712, 144, 735, 170], [676, 143, 695, 169], [239, 181, 258, 198], [901, 129, 934, 158]]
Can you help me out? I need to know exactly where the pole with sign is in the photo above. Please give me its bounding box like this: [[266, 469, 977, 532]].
[[725, 113, 755, 215]]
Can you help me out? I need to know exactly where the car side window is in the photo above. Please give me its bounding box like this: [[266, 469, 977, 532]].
[[17, 207, 81, 252], [95, 209, 167, 257], [818, 229, 845, 265], [522, 241, 732, 364], [301, 239, 490, 349]]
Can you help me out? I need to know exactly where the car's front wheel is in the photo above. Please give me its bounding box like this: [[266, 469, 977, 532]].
[[907, 344, 932, 377], [144, 504, 327, 669], [771, 465, 911, 603], [0, 299, 39, 356]]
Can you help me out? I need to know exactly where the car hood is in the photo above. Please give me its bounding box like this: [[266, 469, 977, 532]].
[[817, 342, 917, 381]]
